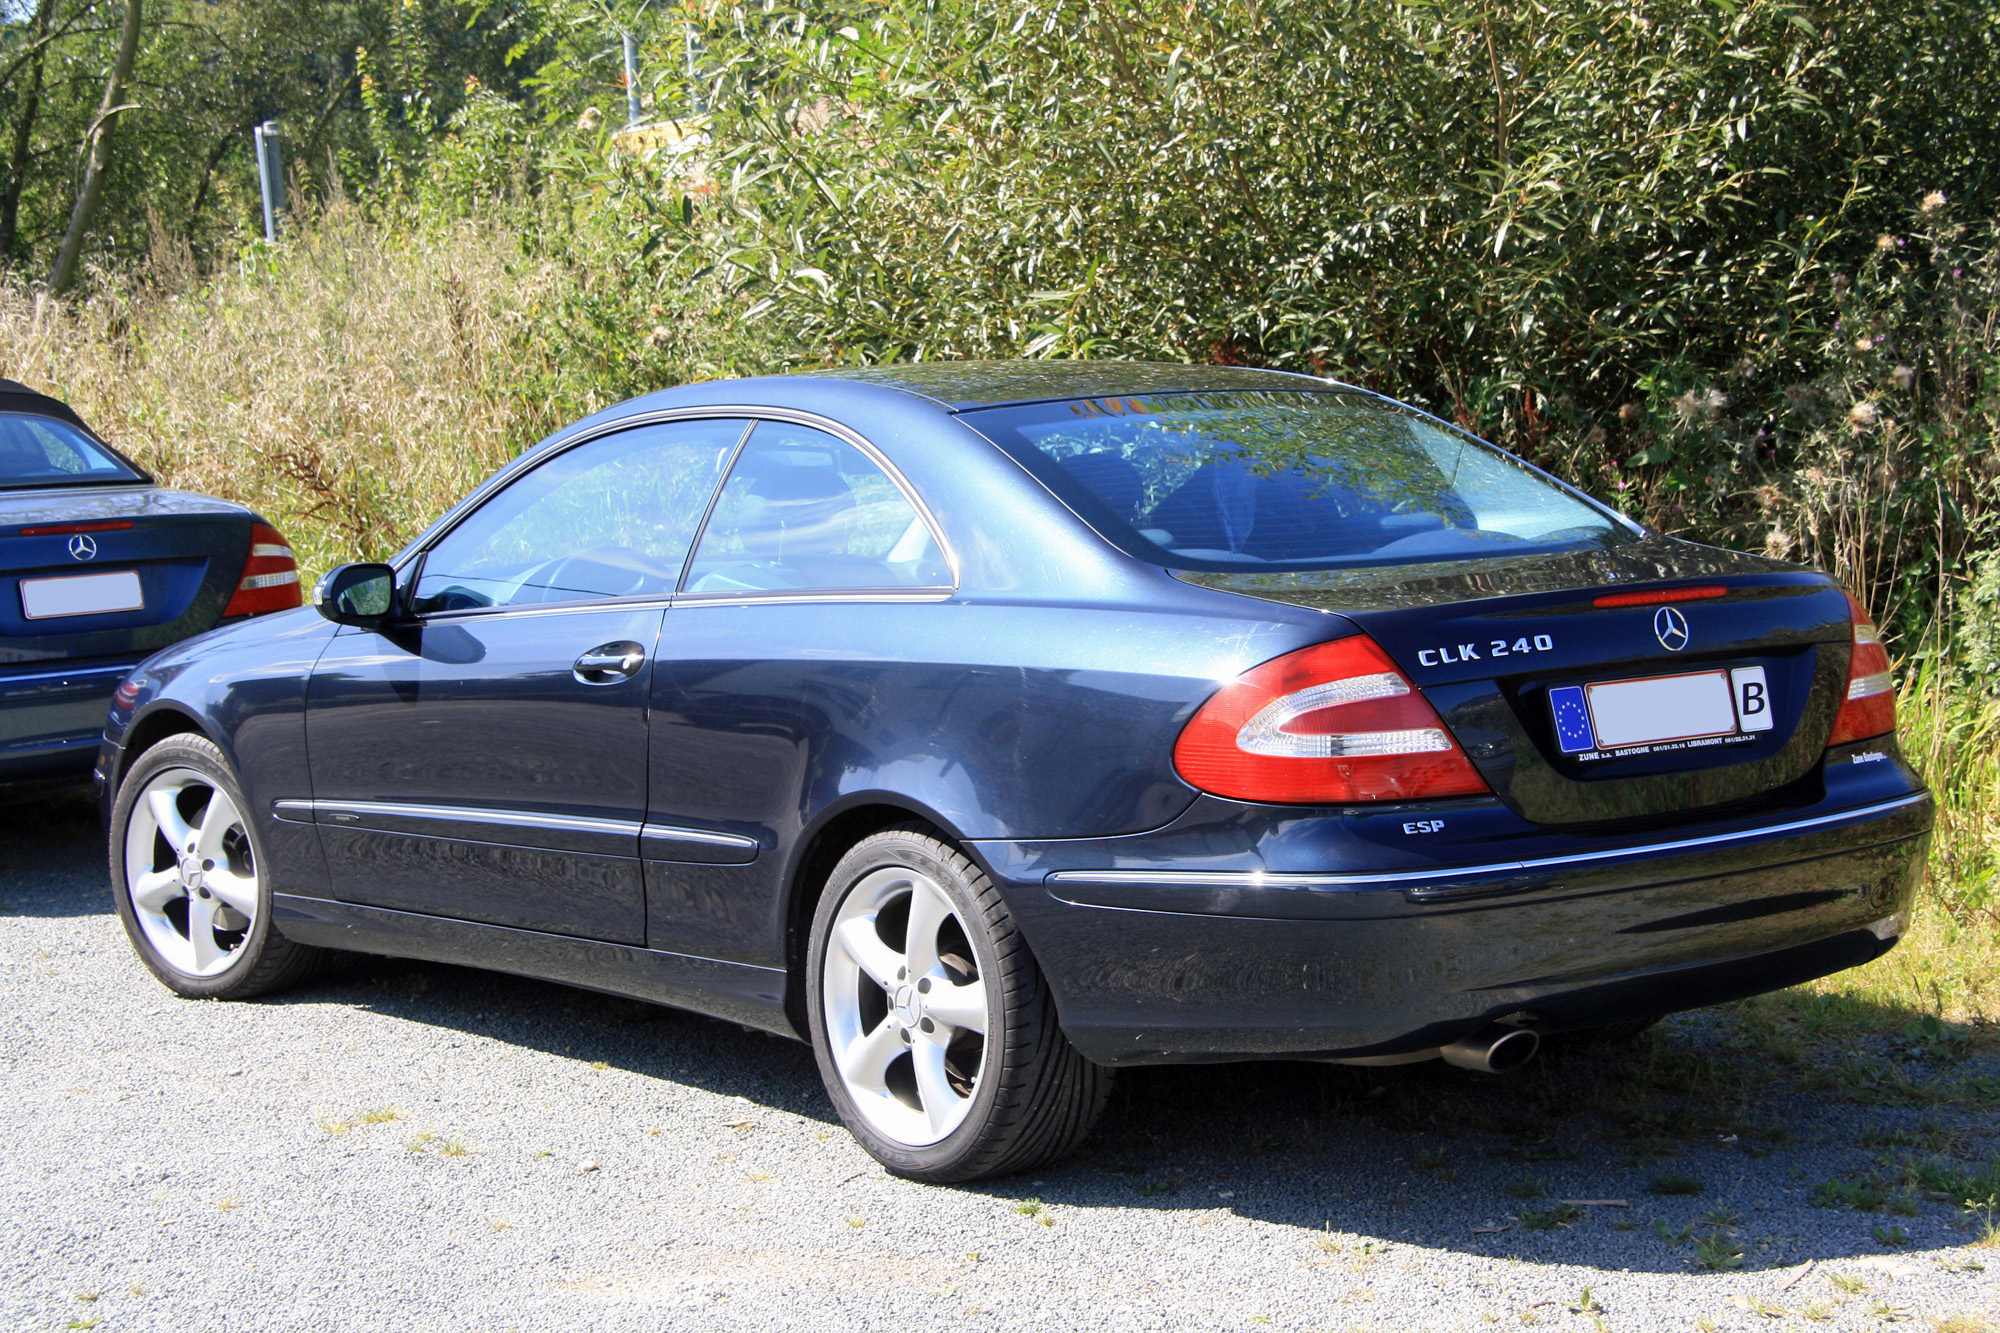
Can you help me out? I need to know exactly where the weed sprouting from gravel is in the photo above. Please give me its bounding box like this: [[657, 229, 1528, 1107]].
[[1813, 1175, 1891, 1210], [1651, 1172, 1707, 1196], [1015, 1197, 1052, 1226], [1828, 1269, 1868, 1294], [1519, 1204, 1584, 1231], [1969, 1196, 2000, 1247], [321, 1105, 401, 1135], [1934, 1313, 1994, 1333], [1863, 1121, 1973, 1153], [1907, 1157, 2000, 1206], [1693, 1232, 1745, 1270], [1622, 1139, 1673, 1168], [1503, 1177, 1547, 1200], [1874, 1224, 1913, 1247]]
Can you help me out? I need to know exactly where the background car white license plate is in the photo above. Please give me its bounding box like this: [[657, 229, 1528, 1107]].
[[19, 569, 144, 619]]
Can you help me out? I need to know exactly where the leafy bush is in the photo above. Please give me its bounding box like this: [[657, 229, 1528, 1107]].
[[552, 0, 2000, 633]]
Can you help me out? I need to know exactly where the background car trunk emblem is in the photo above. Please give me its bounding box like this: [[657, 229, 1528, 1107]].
[[68, 534, 97, 560], [1654, 605, 1690, 651]]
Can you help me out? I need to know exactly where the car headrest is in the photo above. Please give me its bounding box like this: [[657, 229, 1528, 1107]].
[[737, 466, 858, 559]]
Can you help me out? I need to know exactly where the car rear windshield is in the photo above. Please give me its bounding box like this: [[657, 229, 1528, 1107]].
[[0, 412, 143, 489], [965, 390, 1629, 571]]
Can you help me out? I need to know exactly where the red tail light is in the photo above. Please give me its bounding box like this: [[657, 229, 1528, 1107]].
[[1826, 592, 1896, 748], [221, 521, 302, 617], [1591, 584, 1728, 609], [1174, 635, 1492, 804]]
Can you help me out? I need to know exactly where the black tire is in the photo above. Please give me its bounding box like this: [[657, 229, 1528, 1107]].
[[805, 827, 1112, 1183], [108, 732, 328, 1000]]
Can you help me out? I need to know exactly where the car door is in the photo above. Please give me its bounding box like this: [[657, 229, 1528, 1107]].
[[643, 419, 955, 963], [304, 417, 751, 945]]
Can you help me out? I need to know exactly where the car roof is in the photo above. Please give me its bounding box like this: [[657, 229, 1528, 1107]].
[[0, 377, 99, 435], [799, 360, 1337, 410]]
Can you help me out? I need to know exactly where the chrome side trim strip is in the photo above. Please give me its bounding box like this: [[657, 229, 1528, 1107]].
[[289, 799, 642, 838], [271, 798, 760, 851], [1043, 793, 1930, 892], [640, 824, 761, 851]]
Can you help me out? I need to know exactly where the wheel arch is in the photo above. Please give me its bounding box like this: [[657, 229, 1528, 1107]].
[[111, 704, 217, 797], [780, 795, 977, 1038]]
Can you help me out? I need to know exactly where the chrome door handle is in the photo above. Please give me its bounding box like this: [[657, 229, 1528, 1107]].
[[573, 641, 646, 684]]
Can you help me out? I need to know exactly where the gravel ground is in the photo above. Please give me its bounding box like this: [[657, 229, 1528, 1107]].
[[3, 797, 1996, 1333]]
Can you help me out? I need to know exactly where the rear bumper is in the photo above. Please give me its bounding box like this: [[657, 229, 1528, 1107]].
[[974, 755, 1933, 1066], [0, 659, 135, 792]]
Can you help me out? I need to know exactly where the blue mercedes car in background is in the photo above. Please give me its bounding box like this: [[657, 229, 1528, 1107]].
[[0, 378, 300, 800], [97, 363, 1930, 1182]]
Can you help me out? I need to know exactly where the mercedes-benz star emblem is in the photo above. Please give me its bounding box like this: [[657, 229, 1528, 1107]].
[[1653, 605, 1690, 652], [67, 534, 97, 561]]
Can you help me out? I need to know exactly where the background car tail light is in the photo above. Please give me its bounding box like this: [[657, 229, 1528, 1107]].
[[1826, 592, 1896, 748], [1174, 635, 1491, 803], [222, 521, 302, 616]]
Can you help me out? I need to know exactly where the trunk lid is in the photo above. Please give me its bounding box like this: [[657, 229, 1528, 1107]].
[[1179, 534, 1852, 829], [1, 484, 253, 666]]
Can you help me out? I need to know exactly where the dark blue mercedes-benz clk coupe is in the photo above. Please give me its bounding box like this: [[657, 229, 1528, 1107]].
[[1, 378, 299, 800], [98, 363, 1931, 1181]]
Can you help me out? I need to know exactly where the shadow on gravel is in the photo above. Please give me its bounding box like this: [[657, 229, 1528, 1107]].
[[0, 790, 111, 917], [9, 792, 1990, 1275], [291, 944, 1993, 1277]]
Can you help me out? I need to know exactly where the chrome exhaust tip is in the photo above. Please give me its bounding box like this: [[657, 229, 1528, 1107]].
[[1439, 1025, 1540, 1074]]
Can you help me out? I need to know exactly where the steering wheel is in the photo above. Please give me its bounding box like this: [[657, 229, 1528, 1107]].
[[517, 546, 678, 603]]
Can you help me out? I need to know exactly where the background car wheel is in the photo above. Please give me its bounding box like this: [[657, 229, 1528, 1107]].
[[109, 732, 327, 1000], [806, 827, 1112, 1183]]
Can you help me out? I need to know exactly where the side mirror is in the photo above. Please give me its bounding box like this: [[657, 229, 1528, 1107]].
[[314, 563, 398, 626]]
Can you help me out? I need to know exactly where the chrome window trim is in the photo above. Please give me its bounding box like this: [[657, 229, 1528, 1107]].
[[672, 588, 956, 609], [271, 798, 759, 851], [394, 595, 677, 627], [391, 406, 960, 613], [1042, 793, 1930, 894]]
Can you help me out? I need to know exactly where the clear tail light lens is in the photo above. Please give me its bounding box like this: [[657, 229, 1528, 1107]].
[[221, 521, 302, 617], [1174, 635, 1491, 803], [1826, 592, 1896, 748]]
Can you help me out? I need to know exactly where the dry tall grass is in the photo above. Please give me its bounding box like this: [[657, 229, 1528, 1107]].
[[0, 204, 557, 577]]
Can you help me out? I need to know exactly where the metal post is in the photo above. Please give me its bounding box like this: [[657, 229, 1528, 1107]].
[[253, 121, 284, 241], [685, 24, 703, 117], [622, 31, 643, 127]]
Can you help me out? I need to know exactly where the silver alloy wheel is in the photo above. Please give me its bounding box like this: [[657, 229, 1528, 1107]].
[[122, 766, 260, 978], [822, 865, 993, 1147]]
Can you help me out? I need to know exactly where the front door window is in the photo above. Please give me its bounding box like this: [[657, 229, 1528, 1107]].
[[413, 418, 750, 613]]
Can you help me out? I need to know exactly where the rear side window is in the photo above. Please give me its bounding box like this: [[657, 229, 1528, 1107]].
[[965, 390, 1627, 571], [0, 413, 142, 488], [683, 422, 949, 594]]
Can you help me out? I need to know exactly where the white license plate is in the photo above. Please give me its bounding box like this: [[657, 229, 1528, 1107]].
[[1551, 666, 1772, 758], [19, 570, 144, 619]]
